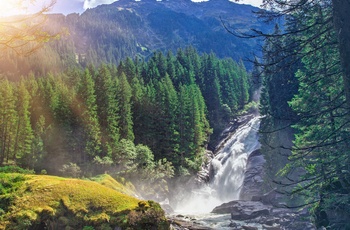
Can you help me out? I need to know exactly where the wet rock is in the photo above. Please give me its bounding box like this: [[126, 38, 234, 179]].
[[242, 225, 259, 230], [212, 200, 316, 230], [262, 224, 281, 230], [229, 222, 241, 228], [264, 217, 280, 226], [212, 114, 255, 153], [240, 150, 266, 201], [212, 200, 271, 220], [250, 189, 285, 207], [169, 215, 214, 230], [231, 208, 270, 221]]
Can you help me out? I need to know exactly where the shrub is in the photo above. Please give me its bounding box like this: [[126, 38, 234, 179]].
[[59, 163, 81, 178], [126, 201, 169, 230], [0, 166, 34, 174]]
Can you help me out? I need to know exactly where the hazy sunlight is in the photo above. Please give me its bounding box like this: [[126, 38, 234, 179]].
[[0, 0, 26, 17]]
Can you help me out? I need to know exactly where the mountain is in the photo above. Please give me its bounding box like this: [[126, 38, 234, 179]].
[[72, 0, 268, 64], [0, 0, 270, 78]]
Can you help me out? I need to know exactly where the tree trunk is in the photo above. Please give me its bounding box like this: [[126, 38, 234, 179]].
[[333, 0, 350, 109]]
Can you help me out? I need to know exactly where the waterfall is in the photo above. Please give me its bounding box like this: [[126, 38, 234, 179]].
[[175, 115, 261, 214]]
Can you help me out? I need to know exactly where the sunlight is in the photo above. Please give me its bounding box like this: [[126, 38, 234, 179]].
[[0, 0, 55, 18], [0, 0, 26, 17]]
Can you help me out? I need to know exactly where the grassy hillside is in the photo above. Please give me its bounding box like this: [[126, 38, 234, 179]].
[[0, 173, 169, 230]]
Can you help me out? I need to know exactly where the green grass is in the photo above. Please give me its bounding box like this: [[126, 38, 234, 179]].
[[89, 174, 137, 197], [0, 173, 169, 230]]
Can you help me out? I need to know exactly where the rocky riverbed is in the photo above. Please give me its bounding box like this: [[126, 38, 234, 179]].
[[167, 114, 315, 230], [168, 200, 315, 230]]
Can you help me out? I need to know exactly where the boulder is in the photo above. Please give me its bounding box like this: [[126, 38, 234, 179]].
[[212, 200, 316, 229], [262, 224, 281, 230], [212, 200, 271, 220], [242, 225, 259, 230]]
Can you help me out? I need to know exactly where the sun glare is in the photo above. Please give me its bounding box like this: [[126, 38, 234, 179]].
[[0, 1, 24, 17], [0, 0, 54, 18]]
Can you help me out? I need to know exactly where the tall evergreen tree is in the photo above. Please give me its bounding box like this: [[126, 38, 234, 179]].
[[157, 75, 180, 164], [94, 64, 120, 156], [116, 73, 134, 141], [0, 80, 17, 165], [13, 80, 34, 165], [76, 69, 102, 162]]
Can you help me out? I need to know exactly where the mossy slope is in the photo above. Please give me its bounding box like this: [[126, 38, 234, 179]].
[[0, 173, 169, 230], [89, 174, 137, 197]]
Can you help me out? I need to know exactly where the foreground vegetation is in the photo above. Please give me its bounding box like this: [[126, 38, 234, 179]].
[[0, 169, 168, 230]]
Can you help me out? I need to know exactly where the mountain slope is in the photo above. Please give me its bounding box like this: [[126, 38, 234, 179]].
[[0, 0, 269, 77], [74, 0, 267, 64]]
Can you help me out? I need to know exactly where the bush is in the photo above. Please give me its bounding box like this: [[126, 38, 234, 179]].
[[242, 101, 259, 114], [0, 166, 34, 174], [59, 163, 81, 178], [126, 201, 169, 230]]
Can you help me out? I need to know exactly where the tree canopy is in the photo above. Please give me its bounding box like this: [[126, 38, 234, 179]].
[[0, 48, 251, 184]]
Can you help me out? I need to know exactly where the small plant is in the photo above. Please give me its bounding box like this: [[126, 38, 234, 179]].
[[83, 226, 95, 230], [59, 162, 81, 178], [40, 169, 47, 175]]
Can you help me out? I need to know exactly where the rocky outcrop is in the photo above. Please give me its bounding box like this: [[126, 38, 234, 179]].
[[196, 150, 215, 184], [212, 200, 271, 219], [212, 200, 315, 230], [213, 114, 256, 153], [239, 149, 266, 201], [169, 215, 214, 230]]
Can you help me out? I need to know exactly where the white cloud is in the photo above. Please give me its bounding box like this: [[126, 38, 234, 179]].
[[230, 0, 263, 7], [83, 0, 118, 9]]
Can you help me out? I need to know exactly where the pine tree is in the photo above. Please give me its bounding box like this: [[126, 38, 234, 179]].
[[94, 64, 120, 156], [0, 80, 17, 165], [154, 75, 180, 164], [77, 68, 102, 162], [116, 73, 134, 141], [13, 80, 34, 165]]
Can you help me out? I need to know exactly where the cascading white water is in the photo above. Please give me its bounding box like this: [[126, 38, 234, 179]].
[[175, 115, 261, 214]]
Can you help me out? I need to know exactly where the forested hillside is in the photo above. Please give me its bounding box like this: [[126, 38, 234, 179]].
[[0, 0, 269, 79], [0, 48, 250, 181]]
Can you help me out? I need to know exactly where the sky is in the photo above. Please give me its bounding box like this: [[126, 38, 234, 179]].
[[0, 0, 263, 17]]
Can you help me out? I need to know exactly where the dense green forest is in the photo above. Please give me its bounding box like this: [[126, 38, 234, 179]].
[[0, 48, 250, 183], [259, 1, 350, 228]]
